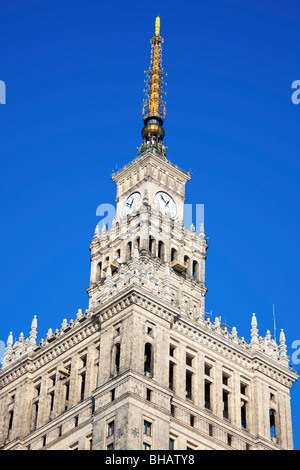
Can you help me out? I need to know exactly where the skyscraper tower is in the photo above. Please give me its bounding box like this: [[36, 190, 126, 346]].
[[0, 17, 298, 451]]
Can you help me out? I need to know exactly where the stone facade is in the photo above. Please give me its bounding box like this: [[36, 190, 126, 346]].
[[0, 149, 298, 450]]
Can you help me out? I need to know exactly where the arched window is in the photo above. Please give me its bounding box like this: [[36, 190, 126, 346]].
[[144, 343, 153, 375], [192, 260, 200, 282], [171, 248, 178, 262], [270, 409, 276, 439], [149, 236, 156, 256], [126, 242, 132, 261], [158, 241, 165, 262], [96, 261, 102, 282], [135, 236, 140, 251]]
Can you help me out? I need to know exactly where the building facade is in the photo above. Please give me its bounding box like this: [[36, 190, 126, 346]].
[[0, 18, 297, 451]]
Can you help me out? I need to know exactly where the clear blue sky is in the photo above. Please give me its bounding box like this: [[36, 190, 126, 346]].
[[1, 0, 300, 448]]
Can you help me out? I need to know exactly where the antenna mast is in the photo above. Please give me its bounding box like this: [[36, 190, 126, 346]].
[[273, 304, 276, 342]]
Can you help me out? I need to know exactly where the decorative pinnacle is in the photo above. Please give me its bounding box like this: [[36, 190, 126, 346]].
[[250, 313, 259, 349]]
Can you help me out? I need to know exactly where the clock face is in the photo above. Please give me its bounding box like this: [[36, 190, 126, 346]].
[[155, 191, 177, 218], [122, 192, 141, 216]]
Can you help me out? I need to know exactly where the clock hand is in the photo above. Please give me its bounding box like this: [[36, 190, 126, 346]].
[[161, 195, 166, 204]]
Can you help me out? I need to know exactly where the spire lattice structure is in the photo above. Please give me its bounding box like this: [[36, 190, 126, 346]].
[[139, 17, 167, 157]]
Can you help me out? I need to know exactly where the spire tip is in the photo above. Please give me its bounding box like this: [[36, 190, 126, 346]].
[[155, 16, 160, 36]]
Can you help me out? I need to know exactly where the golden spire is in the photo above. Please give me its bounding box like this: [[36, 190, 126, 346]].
[[140, 17, 167, 157], [142, 16, 166, 121]]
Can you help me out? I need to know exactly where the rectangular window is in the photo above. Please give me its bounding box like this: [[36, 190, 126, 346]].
[[241, 400, 247, 429], [64, 382, 70, 411], [222, 373, 229, 386], [169, 361, 174, 390], [143, 420, 152, 436], [8, 410, 14, 435], [33, 403, 39, 430], [50, 391, 55, 412], [186, 370, 193, 400], [50, 374, 56, 387], [223, 390, 229, 420], [143, 443, 151, 450], [146, 388, 152, 401], [204, 363, 212, 377], [205, 380, 211, 410], [186, 354, 194, 367], [108, 421, 114, 437], [169, 438, 174, 450], [81, 355, 87, 368], [80, 373, 86, 401], [107, 443, 114, 450]]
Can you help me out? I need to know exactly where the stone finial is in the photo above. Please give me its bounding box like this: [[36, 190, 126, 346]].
[[214, 316, 221, 333], [47, 328, 53, 340], [280, 328, 286, 344], [7, 332, 13, 348], [94, 224, 100, 237], [251, 313, 259, 350], [199, 223, 205, 237], [190, 223, 195, 232], [29, 315, 38, 345], [265, 330, 271, 342], [2, 332, 13, 368], [76, 308, 83, 320], [61, 318, 68, 330], [279, 329, 289, 367], [231, 326, 239, 343]]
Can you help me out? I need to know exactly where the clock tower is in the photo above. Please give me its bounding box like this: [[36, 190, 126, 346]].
[[88, 16, 208, 315]]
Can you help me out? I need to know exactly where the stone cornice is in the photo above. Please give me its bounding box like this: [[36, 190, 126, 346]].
[[1, 285, 297, 390], [0, 316, 100, 388], [112, 151, 191, 184]]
